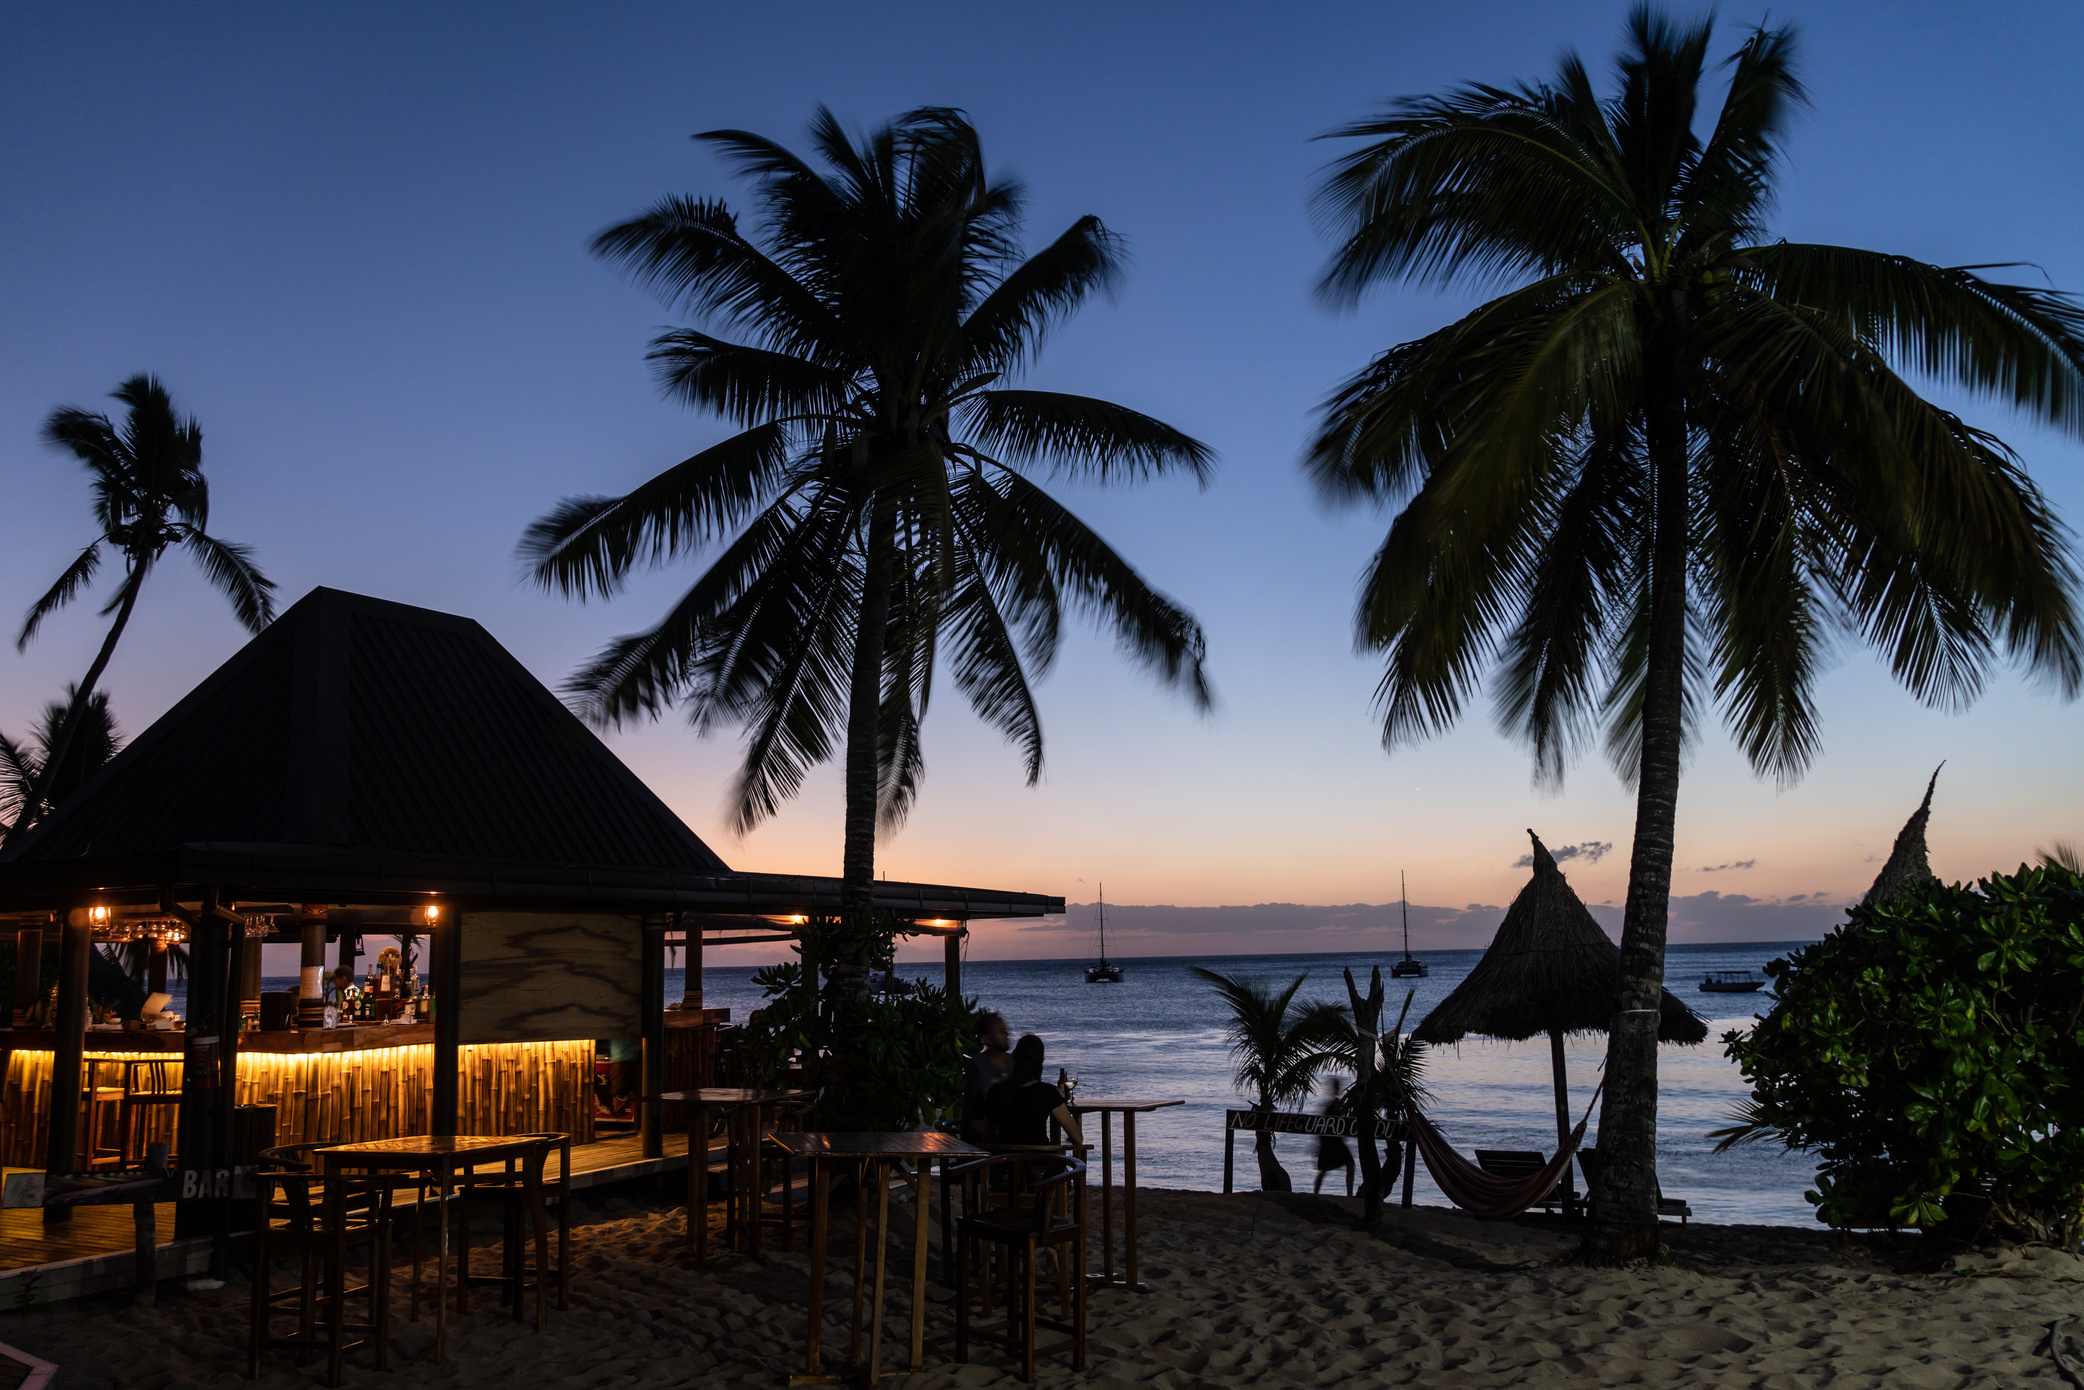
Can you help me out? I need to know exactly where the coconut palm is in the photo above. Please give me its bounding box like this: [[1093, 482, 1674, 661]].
[[7, 375, 274, 845], [1309, 9, 2084, 1260], [1193, 967, 1347, 1191], [522, 108, 1213, 947], [0, 686, 120, 837], [1325, 986, 1431, 1202]]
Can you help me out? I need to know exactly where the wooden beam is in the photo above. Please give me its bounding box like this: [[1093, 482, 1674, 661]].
[[640, 923, 665, 1159], [944, 932, 962, 999], [295, 913, 326, 1028], [432, 910, 461, 1137], [680, 916, 703, 1008], [42, 915, 92, 1219]]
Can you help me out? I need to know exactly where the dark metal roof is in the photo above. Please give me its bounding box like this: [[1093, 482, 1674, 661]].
[[0, 588, 1061, 921]]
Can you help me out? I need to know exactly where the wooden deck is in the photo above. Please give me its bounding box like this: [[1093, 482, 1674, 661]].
[[0, 1131, 714, 1308]]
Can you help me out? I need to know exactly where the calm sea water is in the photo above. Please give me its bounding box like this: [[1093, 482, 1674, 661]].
[[210, 941, 1816, 1225]]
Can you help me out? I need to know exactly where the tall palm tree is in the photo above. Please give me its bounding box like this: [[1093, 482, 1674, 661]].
[[523, 108, 1213, 957], [7, 375, 274, 845], [1309, 9, 2084, 1260], [0, 686, 120, 836], [1193, 967, 1347, 1191]]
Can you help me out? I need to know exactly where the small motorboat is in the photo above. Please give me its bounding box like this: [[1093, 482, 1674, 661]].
[[1699, 970, 1766, 993]]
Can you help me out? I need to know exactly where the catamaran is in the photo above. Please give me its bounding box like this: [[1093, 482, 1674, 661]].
[[1389, 871, 1428, 978], [1085, 885, 1123, 983]]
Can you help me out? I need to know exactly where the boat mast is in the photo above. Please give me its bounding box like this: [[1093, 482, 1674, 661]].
[[1401, 871, 1411, 960], [1096, 883, 1108, 966]]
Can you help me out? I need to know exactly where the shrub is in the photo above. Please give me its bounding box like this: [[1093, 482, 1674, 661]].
[[1722, 864, 2084, 1245]]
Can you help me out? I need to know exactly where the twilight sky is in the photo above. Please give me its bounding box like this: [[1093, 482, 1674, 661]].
[[3, 1, 2080, 963]]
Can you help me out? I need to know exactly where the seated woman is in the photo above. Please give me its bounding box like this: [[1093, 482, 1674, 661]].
[[983, 1034, 1084, 1147]]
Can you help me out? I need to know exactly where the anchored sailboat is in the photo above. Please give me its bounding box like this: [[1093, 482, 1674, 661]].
[[1390, 871, 1428, 978], [1085, 885, 1122, 983]]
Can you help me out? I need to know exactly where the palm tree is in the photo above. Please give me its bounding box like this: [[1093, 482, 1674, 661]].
[[522, 108, 1213, 962], [7, 375, 274, 845], [1193, 967, 1347, 1191], [1324, 986, 1431, 1202], [1309, 9, 2084, 1260], [0, 685, 121, 837]]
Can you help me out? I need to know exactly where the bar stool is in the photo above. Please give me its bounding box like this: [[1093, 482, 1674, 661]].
[[952, 1152, 1088, 1381], [80, 1060, 127, 1171], [249, 1144, 394, 1386], [119, 1059, 183, 1164], [453, 1132, 568, 1328]]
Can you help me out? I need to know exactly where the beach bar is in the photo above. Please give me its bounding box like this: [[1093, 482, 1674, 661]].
[[0, 588, 1057, 1287]]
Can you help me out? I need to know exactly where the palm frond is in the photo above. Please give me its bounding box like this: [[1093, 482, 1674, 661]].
[[17, 544, 101, 650], [963, 390, 1214, 486], [183, 533, 275, 632]]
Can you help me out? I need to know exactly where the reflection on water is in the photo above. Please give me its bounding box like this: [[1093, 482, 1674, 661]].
[[688, 942, 1821, 1227]]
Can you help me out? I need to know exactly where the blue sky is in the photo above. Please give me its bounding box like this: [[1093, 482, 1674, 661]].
[[3, 2, 2080, 959]]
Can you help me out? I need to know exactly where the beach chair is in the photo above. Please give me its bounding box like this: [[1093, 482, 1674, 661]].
[[950, 1151, 1088, 1382], [1473, 1149, 1567, 1212], [1575, 1147, 1691, 1223]]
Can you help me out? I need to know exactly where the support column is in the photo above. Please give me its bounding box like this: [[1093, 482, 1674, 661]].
[[1549, 1028, 1577, 1214], [680, 922, 703, 1008], [42, 911, 93, 1219], [211, 917, 247, 1278], [640, 922, 666, 1159], [432, 908, 461, 1137], [148, 940, 170, 998], [12, 923, 45, 1025], [175, 892, 227, 1239], [296, 911, 327, 1028], [237, 933, 262, 1021], [944, 930, 963, 999]]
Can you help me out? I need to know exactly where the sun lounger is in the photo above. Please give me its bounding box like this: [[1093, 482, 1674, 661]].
[[1576, 1147, 1691, 1223], [1473, 1150, 1566, 1211]]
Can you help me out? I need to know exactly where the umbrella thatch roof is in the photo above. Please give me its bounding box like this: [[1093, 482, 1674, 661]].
[[1861, 765, 1941, 906], [1414, 831, 1708, 1046]]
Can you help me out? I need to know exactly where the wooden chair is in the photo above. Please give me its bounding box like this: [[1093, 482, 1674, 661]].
[[1474, 1149, 1568, 1212], [951, 1152, 1088, 1382], [249, 1144, 393, 1386], [118, 1059, 183, 1165], [453, 1133, 567, 1328], [1576, 1147, 1691, 1223], [80, 1060, 127, 1171]]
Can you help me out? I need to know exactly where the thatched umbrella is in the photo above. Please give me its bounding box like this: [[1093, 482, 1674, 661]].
[[1414, 831, 1707, 1203], [1862, 765, 1941, 906]]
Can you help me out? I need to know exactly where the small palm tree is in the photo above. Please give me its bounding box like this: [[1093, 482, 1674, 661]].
[[1194, 967, 1347, 1191], [1324, 987, 1431, 1202], [523, 108, 1213, 953], [0, 686, 120, 835], [1310, 8, 2084, 1260], [7, 375, 273, 845]]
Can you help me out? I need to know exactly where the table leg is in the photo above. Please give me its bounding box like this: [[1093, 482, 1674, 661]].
[[850, 1160, 868, 1367], [691, 1102, 709, 1257], [1124, 1111, 1143, 1292], [435, 1165, 451, 1365], [806, 1159, 827, 1376], [1101, 1110, 1116, 1286], [749, 1103, 766, 1258], [909, 1159, 930, 1372], [868, 1159, 890, 1384]]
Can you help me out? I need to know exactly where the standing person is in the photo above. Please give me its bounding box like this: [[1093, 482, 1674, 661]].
[[984, 1035, 1084, 1147], [961, 1011, 1012, 1140], [1313, 1076, 1355, 1197]]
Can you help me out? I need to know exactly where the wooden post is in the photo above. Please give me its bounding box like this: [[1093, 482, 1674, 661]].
[[432, 909, 461, 1137], [1223, 1122, 1234, 1195], [943, 930, 962, 999], [210, 916, 248, 1278], [175, 893, 226, 1237], [1549, 1027, 1576, 1215], [236, 931, 261, 1018], [640, 923, 665, 1159], [148, 940, 170, 998], [13, 923, 45, 1025], [1343, 965, 1385, 1223], [133, 1199, 157, 1306], [680, 920, 702, 1008], [295, 912, 326, 1028], [1401, 1135, 1417, 1208], [42, 912, 93, 1221]]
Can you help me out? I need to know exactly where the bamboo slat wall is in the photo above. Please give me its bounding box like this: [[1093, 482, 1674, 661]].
[[1, 1040, 594, 1167]]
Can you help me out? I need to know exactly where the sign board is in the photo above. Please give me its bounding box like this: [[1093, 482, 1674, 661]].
[[184, 1033, 221, 1089], [177, 1165, 258, 1201], [1, 1171, 44, 1209], [1224, 1108, 1407, 1140]]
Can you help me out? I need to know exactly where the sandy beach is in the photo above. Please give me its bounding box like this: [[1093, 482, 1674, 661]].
[[4, 1182, 2081, 1388]]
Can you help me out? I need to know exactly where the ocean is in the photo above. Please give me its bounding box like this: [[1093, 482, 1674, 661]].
[[222, 939, 1815, 1226]]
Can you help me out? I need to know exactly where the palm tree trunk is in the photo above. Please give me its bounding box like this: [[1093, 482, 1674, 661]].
[[834, 503, 896, 1015], [1584, 352, 1690, 1264], [1254, 1102, 1292, 1192], [2, 574, 140, 847]]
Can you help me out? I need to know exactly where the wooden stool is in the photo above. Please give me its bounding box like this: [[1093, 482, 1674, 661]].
[[952, 1152, 1088, 1382], [453, 1133, 566, 1328], [249, 1147, 394, 1385]]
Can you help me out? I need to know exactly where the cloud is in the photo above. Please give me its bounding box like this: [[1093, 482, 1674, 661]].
[[1698, 859, 1757, 873], [1512, 840, 1612, 869]]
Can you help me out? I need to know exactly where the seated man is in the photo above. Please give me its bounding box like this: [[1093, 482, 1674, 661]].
[[984, 1034, 1084, 1147], [961, 1011, 1012, 1140]]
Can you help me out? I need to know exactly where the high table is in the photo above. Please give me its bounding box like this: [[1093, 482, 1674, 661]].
[[664, 1087, 807, 1259], [1065, 1098, 1183, 1293], [319, 1134, 549, 1364], [770, 1131, 983, 1385]]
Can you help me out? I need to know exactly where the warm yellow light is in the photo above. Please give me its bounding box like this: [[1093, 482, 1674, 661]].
[[90, 905, 109, 923], [426, 904, 441, 924], [790, 915, 807, 925]]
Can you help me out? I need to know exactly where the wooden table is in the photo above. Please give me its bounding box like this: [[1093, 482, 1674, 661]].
[[318, 1135, 547, 1363], [664, 1087, 807, 1259], [1066, 1098, 1183, 1293], [770, 1131, 983, 1385]]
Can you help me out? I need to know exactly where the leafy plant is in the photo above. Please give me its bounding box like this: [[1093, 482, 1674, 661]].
[[1720, 864, 2084, 1245], [1193, 967, 1348, 1192], [741, 912, 977, 1131], [1324, 986, 1432, 1205]]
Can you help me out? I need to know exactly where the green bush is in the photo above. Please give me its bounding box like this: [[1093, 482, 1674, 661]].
[[1722, 864, 2084, 1245], [741, 912, 977, 1132]]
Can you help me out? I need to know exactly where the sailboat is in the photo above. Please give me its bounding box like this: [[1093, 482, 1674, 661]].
[[1084, 885, 1123, 983], [1389, 871, 1428, 978]]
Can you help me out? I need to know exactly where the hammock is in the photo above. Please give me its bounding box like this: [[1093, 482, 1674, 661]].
[[1402, 1085, 1600, 1220]]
